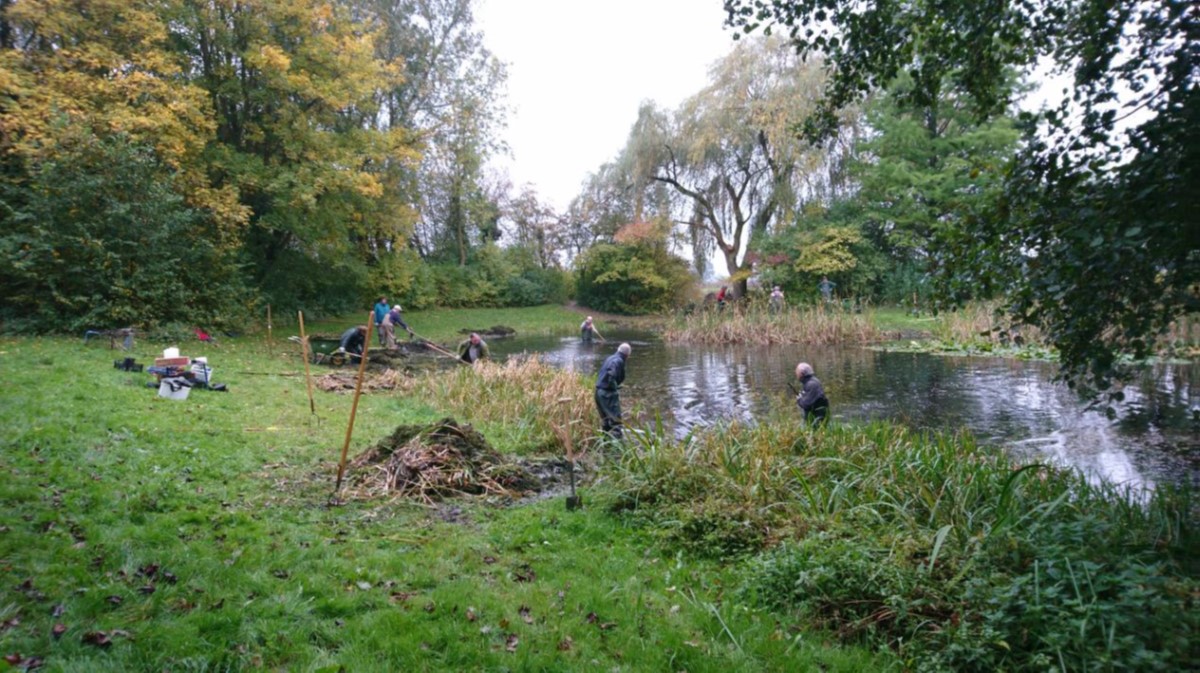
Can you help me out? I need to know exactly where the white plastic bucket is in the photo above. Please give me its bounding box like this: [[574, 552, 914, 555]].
[[158, 377, 191, 400], [163, 347, 181, 359]]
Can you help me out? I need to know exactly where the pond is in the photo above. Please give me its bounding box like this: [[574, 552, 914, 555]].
[[488, 330, 1200, 491]]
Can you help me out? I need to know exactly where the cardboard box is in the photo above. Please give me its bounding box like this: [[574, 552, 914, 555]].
[[154, 356, 191, 367]]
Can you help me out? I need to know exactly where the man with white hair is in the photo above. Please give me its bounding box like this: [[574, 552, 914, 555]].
[[595, 343, 631, 439], [795, 362, 829, 427]]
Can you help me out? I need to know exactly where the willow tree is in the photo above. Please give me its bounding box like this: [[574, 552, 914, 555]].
[[624, 36, 833, 296], [726, 0, 1199, 388]]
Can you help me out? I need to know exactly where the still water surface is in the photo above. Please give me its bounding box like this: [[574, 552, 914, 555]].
[[488, 331, 1200, 490]]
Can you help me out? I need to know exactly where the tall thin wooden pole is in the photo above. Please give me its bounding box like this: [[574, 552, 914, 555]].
[[266, 304, 273, 347], [334, 314, 374, 492], [298, 311, 316, 416]]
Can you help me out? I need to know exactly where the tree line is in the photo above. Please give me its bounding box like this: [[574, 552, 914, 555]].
[[0, 0, 569, 333], [1, 0, 1193, 389]]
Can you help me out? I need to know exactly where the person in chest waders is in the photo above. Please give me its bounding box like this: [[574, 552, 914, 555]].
[[795, 362, 829, 427], [458, 332, 489, 364], [580, 316, 598, 343], [595, 343, 630, 439]]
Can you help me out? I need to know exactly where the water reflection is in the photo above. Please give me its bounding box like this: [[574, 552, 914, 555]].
[[489, 331, 1199, 489]]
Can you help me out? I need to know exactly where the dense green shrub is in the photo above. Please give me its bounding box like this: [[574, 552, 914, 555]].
[[0, 133, 253, 332], [574, 242, 694, 314]]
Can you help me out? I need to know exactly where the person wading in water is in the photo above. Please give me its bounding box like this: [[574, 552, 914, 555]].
[[595, 343, 631, 439]]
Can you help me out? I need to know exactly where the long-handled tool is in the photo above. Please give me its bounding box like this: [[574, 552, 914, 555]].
[[590, 323, 607, 343], [408, 330, 471, 365]]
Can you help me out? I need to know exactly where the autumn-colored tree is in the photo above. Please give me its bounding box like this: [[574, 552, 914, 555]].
[[0, 0, 245, 229]]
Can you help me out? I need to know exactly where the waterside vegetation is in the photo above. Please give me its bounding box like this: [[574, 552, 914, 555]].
[[1, 323, 1194, 670]]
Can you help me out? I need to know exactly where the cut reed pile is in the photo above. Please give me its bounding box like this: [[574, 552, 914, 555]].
[[315, 369, 414, 393], [663, 305, 881, 345], [346, 418, 538, 503]]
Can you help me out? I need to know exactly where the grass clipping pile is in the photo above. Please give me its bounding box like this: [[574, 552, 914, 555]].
[[347, 418, 539, 503]]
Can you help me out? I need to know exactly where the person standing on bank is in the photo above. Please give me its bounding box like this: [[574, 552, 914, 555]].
[[795, 362, 830, 427], [382, 304, 414, 349], [373, 296, 389, 345], [769, 286, 785, 314], [595, 343, 631, 439], [458, 332, 490, 364], [818, 276, 836, 303]]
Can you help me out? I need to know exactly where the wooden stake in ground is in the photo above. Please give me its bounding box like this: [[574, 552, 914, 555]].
[[298, 311, 317, 416], [267, 304, 273, 348], [334, 314, 374, 493]]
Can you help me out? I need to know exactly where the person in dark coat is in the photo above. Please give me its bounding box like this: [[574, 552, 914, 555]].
[[595, 343, 631, 439], [339, 325, 367, 355], [795, 361, 830, 427]]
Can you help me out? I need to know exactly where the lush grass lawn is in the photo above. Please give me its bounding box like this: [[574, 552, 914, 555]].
[[0, 332, 888, 671]]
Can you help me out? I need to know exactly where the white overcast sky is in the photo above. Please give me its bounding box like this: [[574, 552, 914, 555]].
[[474, 0, 738, 212]]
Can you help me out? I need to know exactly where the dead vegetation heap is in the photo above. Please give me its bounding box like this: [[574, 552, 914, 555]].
[[347, 418, 538, 503]]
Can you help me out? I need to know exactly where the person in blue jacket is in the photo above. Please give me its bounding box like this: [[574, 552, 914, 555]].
[[595, 343, 631, 439], [373, 296, 389, 345]]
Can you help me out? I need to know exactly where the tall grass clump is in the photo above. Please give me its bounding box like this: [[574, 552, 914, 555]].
[[663, 303, 881, 345], [932, 301, 1045, 348], [607, 418, 1198, 670], [421, 357, 599, 454]]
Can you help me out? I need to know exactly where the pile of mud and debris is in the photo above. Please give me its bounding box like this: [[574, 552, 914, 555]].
[[457, 325, 516, 339], [346, 418, 574, 503]]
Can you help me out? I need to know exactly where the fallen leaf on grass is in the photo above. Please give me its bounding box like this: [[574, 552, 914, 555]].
[[519, 605, 533, 624], [389, 592, 413, 604], [557, 636, 574, 651], [136, 563, 159, 579], [465, 607, 477, 622], [512, 565, 536, 583], [355, 581, 372, 591], [51, 624, 66, 639], [1, 617, 19, 632], [105, 596, 123, 606], [138, 585, 155, 595], [272, 570, 290, 579], [423, 602, 436, 613], [81, 631, 112, 648], [51, 605, 64, 618], [483, 555, 497, 564], [505, 634, 519, 653]]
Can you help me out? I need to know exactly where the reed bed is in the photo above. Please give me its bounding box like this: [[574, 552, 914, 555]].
[[608, 418, 1197, 669], [663, 304, 881, 345], [932, 301, 1045, 346], [421, 356, 599, 454]]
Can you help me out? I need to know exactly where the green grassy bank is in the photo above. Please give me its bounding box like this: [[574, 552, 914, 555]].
[[1, 306, 1194, 671], [0, 320, 886, 671]]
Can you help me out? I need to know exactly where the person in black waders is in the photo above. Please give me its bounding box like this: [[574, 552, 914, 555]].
[[795, 361, 829, 427], [595, 343, 631, 439]]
